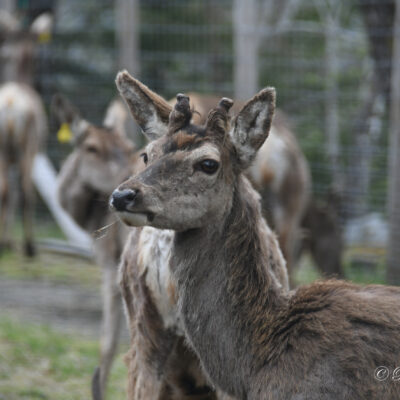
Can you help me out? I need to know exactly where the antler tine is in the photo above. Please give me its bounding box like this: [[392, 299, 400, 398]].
[[168, 93, 192, 133], [218, 97, 234, 113]]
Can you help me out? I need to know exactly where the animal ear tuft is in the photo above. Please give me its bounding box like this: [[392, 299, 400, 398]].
[[229, 87, 276, 169], [103, 99, 128, 137], [115, 70, 172, 141]]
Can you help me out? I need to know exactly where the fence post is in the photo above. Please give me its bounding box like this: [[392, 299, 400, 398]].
[[116, 0, 140, 76], [0, 0, 14, 12], [115, 0, 140, 141], [233, 0, 259, 100], [387, 0, 400, 284]]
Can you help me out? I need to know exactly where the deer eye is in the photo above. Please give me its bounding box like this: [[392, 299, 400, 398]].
[[140, 152, 148, 164], [199, 159, 219, 174], [85, 145, 98, 154]]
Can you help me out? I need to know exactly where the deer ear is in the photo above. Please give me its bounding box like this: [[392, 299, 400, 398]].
[[0, 10, 20, 35], [51, 94, 89, 143], [30, 12, 54, 37], [115, 70, 172, 141], [229, 87, 276, 169], [103, 99, 128, 137]]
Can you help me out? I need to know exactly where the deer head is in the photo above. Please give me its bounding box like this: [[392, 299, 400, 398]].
[[111, 71, 275, 231], [0, 11, 53, 84], [53, 94, 135, 196]]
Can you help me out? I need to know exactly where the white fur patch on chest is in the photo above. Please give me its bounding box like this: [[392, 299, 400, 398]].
[[137, 227, 182, 331]]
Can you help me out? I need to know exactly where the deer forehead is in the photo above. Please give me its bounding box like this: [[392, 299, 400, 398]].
[[146, 138, 220, 161], [182, 143, 221, 163]]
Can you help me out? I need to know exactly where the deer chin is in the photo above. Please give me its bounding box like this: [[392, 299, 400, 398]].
[[116, 210, 155, 227]]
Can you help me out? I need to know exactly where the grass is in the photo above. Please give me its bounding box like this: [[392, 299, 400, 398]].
[[0, 250, 101, 288], [0, 222, 129, 399], [294, 246, 387, 286], [0, 220, 389, 399], [0, 315, 127, 400]]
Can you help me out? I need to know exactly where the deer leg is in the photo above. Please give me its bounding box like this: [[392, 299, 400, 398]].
[[92, 264, 122, 400], [0, 157, 10, 253], [19, 157, 35, 257], [278, 217, 300, 288]]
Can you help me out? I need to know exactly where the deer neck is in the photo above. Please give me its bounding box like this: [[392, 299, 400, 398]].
[[171, 175, 289, 398]]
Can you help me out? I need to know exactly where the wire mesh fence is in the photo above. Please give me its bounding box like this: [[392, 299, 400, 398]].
[[1, 0, 398, 279]]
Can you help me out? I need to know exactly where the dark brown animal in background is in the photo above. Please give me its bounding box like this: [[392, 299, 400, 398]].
[[0, 11, 53, 256], [299, 195, 344, 278], [112, 71, 400, 400], [53, 95, 135, 400]]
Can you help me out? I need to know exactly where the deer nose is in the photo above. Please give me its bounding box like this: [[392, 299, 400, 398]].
[[110, 189, 138, 212]]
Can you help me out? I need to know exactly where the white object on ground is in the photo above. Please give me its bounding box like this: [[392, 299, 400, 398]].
[[32, 153, 93, 250]]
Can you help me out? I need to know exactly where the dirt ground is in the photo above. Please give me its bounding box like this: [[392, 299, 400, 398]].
[[0, 250, 128, 340]]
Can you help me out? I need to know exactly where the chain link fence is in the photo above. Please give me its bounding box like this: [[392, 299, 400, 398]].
[[2, 0, 397, 281]]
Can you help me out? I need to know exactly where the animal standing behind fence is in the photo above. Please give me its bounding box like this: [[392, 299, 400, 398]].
[[53, 95, 137, 400], [112, 71, 400, 400], [0, 11, 52, 256]]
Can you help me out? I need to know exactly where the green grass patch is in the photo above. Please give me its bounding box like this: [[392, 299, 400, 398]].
[[0, 251, 101, 288], [295, 247, 387, 286], [0, 316, 127, 400]]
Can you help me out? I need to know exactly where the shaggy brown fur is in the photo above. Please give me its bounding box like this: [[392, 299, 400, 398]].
[[120, 230, 220, 400], [113, 71, 400, 400]]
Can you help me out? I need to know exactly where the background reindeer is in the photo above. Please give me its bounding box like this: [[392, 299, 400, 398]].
[[53, 95, 136, 400], [112, 71, 400, 400], [0, 11, 52, 256]]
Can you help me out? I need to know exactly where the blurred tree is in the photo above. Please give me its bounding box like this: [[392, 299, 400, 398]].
[[233, 0, 301, 99], [116, 0, 139, 76], [387, 0, 400, 284], [0, 0, 14, 12], [345, 0, 394, 218], [357, 0, 394, 104], [314, 0, 342, 192]]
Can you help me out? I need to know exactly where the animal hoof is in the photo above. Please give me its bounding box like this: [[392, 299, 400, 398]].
[[24, 242, 36, 257], [91, 366, 102, 400]]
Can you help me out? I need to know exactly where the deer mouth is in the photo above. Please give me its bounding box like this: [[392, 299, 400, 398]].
[[109, 188, 155, 226], [116, 210, 155, 227]]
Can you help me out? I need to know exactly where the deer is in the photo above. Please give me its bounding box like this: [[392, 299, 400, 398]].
[[53, 95, 138, 400], [0, 11, 53, 256], [111, 70, 400, 400]]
